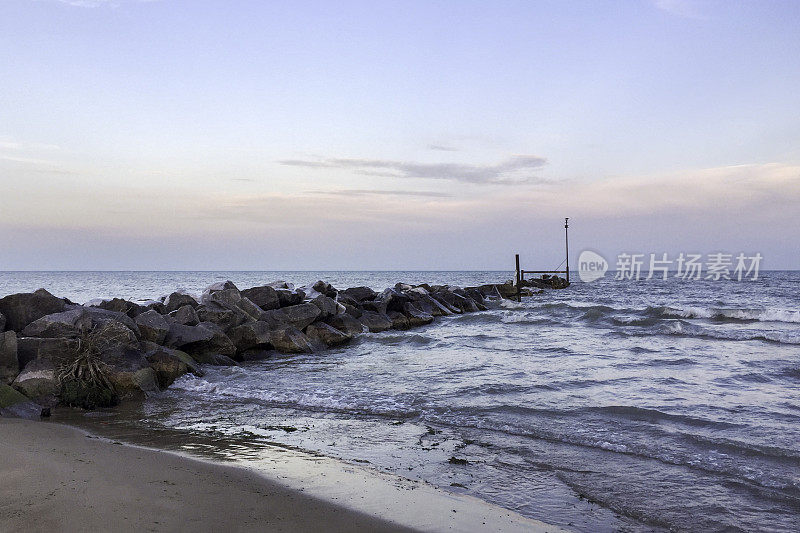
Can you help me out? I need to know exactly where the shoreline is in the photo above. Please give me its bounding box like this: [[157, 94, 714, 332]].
[[0, 417, 565, 533]]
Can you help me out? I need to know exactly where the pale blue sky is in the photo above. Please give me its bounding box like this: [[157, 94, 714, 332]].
[[1, 0, 798, 269]]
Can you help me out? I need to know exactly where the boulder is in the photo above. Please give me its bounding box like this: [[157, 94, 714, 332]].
[[164, 322, 236, 363], [267, 280, 292, 290], [0, 289, 67, 332], [141, 342, 203, 377], [202, 280, 239, 296], [312, 280, 338, 298], [325, 314, 365, 337], [431, 291, 467, 314], [310, 295, 339, 320], [305, 323, 351, 348], [404, 290, 452, 317], [167, 305, 200, 326], [394, 282, 413, 292], [402, 302, 434, 327], [387, 311, 411, 330], [263, 303, 321, 331], [21, 307, 92, 338], [0, 383, 42, 419], [343, 303, 363, 318], [229, 321, 273, 353], [276, 289, 305, 308], [1, 331, 18, 384], [16, 337, 80, 369], [376, 288, 411, 313], [241, 285, 280, 311], [146, 350, 190, 388], [0, 311, 6, 332], [12, 358, 59, 407], [340, 286, 377, 302], [141, 300, 166, 314], [135, 310, 170, 345], [163, 292, 199, 314], [359, 311, 393, 333], [268, 327, 315, 354], [88, 298, 144, 318], [196, 303, 246, 332]]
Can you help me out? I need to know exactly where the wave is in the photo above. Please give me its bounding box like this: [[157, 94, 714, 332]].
[[649, 306, 800, 324]]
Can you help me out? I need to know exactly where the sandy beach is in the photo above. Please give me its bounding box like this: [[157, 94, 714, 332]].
[[0, 418, 414, 533]]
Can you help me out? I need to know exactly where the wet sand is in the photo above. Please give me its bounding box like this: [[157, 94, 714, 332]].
[[0, 418, 413, 533], [0, 418, 564, 532]]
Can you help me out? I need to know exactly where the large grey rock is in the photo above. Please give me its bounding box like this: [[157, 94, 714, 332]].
[[0, 383, 43, 419], [88, 298, 144, 318], [12, 358, 59, 407], [0, 331, 18, 384], [325, 314, 365, 337], [402, 302, 434, 328], [312, 280, 338, 298], [387, 311, 411, 330], [164, 322, 236, 363], [17, 337, 80, 369], [229, 321, 273, 353], [0, 289, 67, 332], [305, 323, 351, 349], [268, 327, 314, 354], [167, 305, 200, 326], [146, 349, 190, 388], [340, 286, 376, 302], [376, 288, 411, 313], [163, 292, 199, 314], [0, 311, 6, 332], [276, 289, 305, 308], [404, 290, 452, 317], [196, 303, 246, 332], [21, 308, 92, 338], [263, 303, 321, 331], [135, 310, 170, 345], [359, 311, 393, 333], [241, 286, 281, 311], [310, 295, 340, 320], [141, 342, 203, 377]]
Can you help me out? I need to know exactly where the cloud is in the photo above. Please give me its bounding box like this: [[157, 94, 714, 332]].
[[306, 189, 451, 198], [279, 155, 547, 184], [427, 144, 459, 152]]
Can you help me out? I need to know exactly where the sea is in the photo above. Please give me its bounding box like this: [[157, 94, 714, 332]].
[[1, 270, 798, 532]]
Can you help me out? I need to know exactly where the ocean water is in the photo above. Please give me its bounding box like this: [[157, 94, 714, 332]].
[[2, 271, 799, 532]]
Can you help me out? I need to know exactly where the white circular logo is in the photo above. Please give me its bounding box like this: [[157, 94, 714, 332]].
[[578, 250, 608, 282]]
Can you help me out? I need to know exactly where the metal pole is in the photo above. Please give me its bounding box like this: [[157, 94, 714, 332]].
[[564, 217, 570, 284], [515, 254, 521, 302]]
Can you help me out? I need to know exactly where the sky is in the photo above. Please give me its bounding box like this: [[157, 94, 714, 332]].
[[1, 0, 799, 270]]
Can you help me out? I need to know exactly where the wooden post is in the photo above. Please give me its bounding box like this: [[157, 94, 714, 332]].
[[564, 217, 570, 284], [515, 254, 521, 302]]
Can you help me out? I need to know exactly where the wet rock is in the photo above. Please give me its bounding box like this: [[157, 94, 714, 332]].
[[209, 354, 238, 366], [22, 306, 141, 339], [141, 342, 203, 376], [0, 289, 67, 332], [1, 331, 18, 384], [88, 298, 144, 318], [164, 322, 236, 362], [325, 313, 365, 337], [359, 311, 393, 332], [146, 349, 190, 388], [340, 286, 377, 302], [263, 303, 321, 331], [376, 288, 411, 313], [305, 323, 351, 348], [229, 321, 272, 353], [163, 291, 199, 314], [343, 303, 363, 318], [167, 305, 200, 326], [404, 290, 452, 317], [276, 289, 305, 308], [0, 383, 42, 419], [387, 311, 411, 330], [402, 302, 434, 327], [196, 302, 246, 332], [202, 280, 239, 295], [135, 310, 170, 345], [312, 280, 338, 298], [16, 337, 80, 369], [310, 295, 340, 320], [269, 327, 315, 354], [394, 282, 413, 292], [241, 285, 281, 311], [0, 311, 5, 332], [12, 358, 59, 407]]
